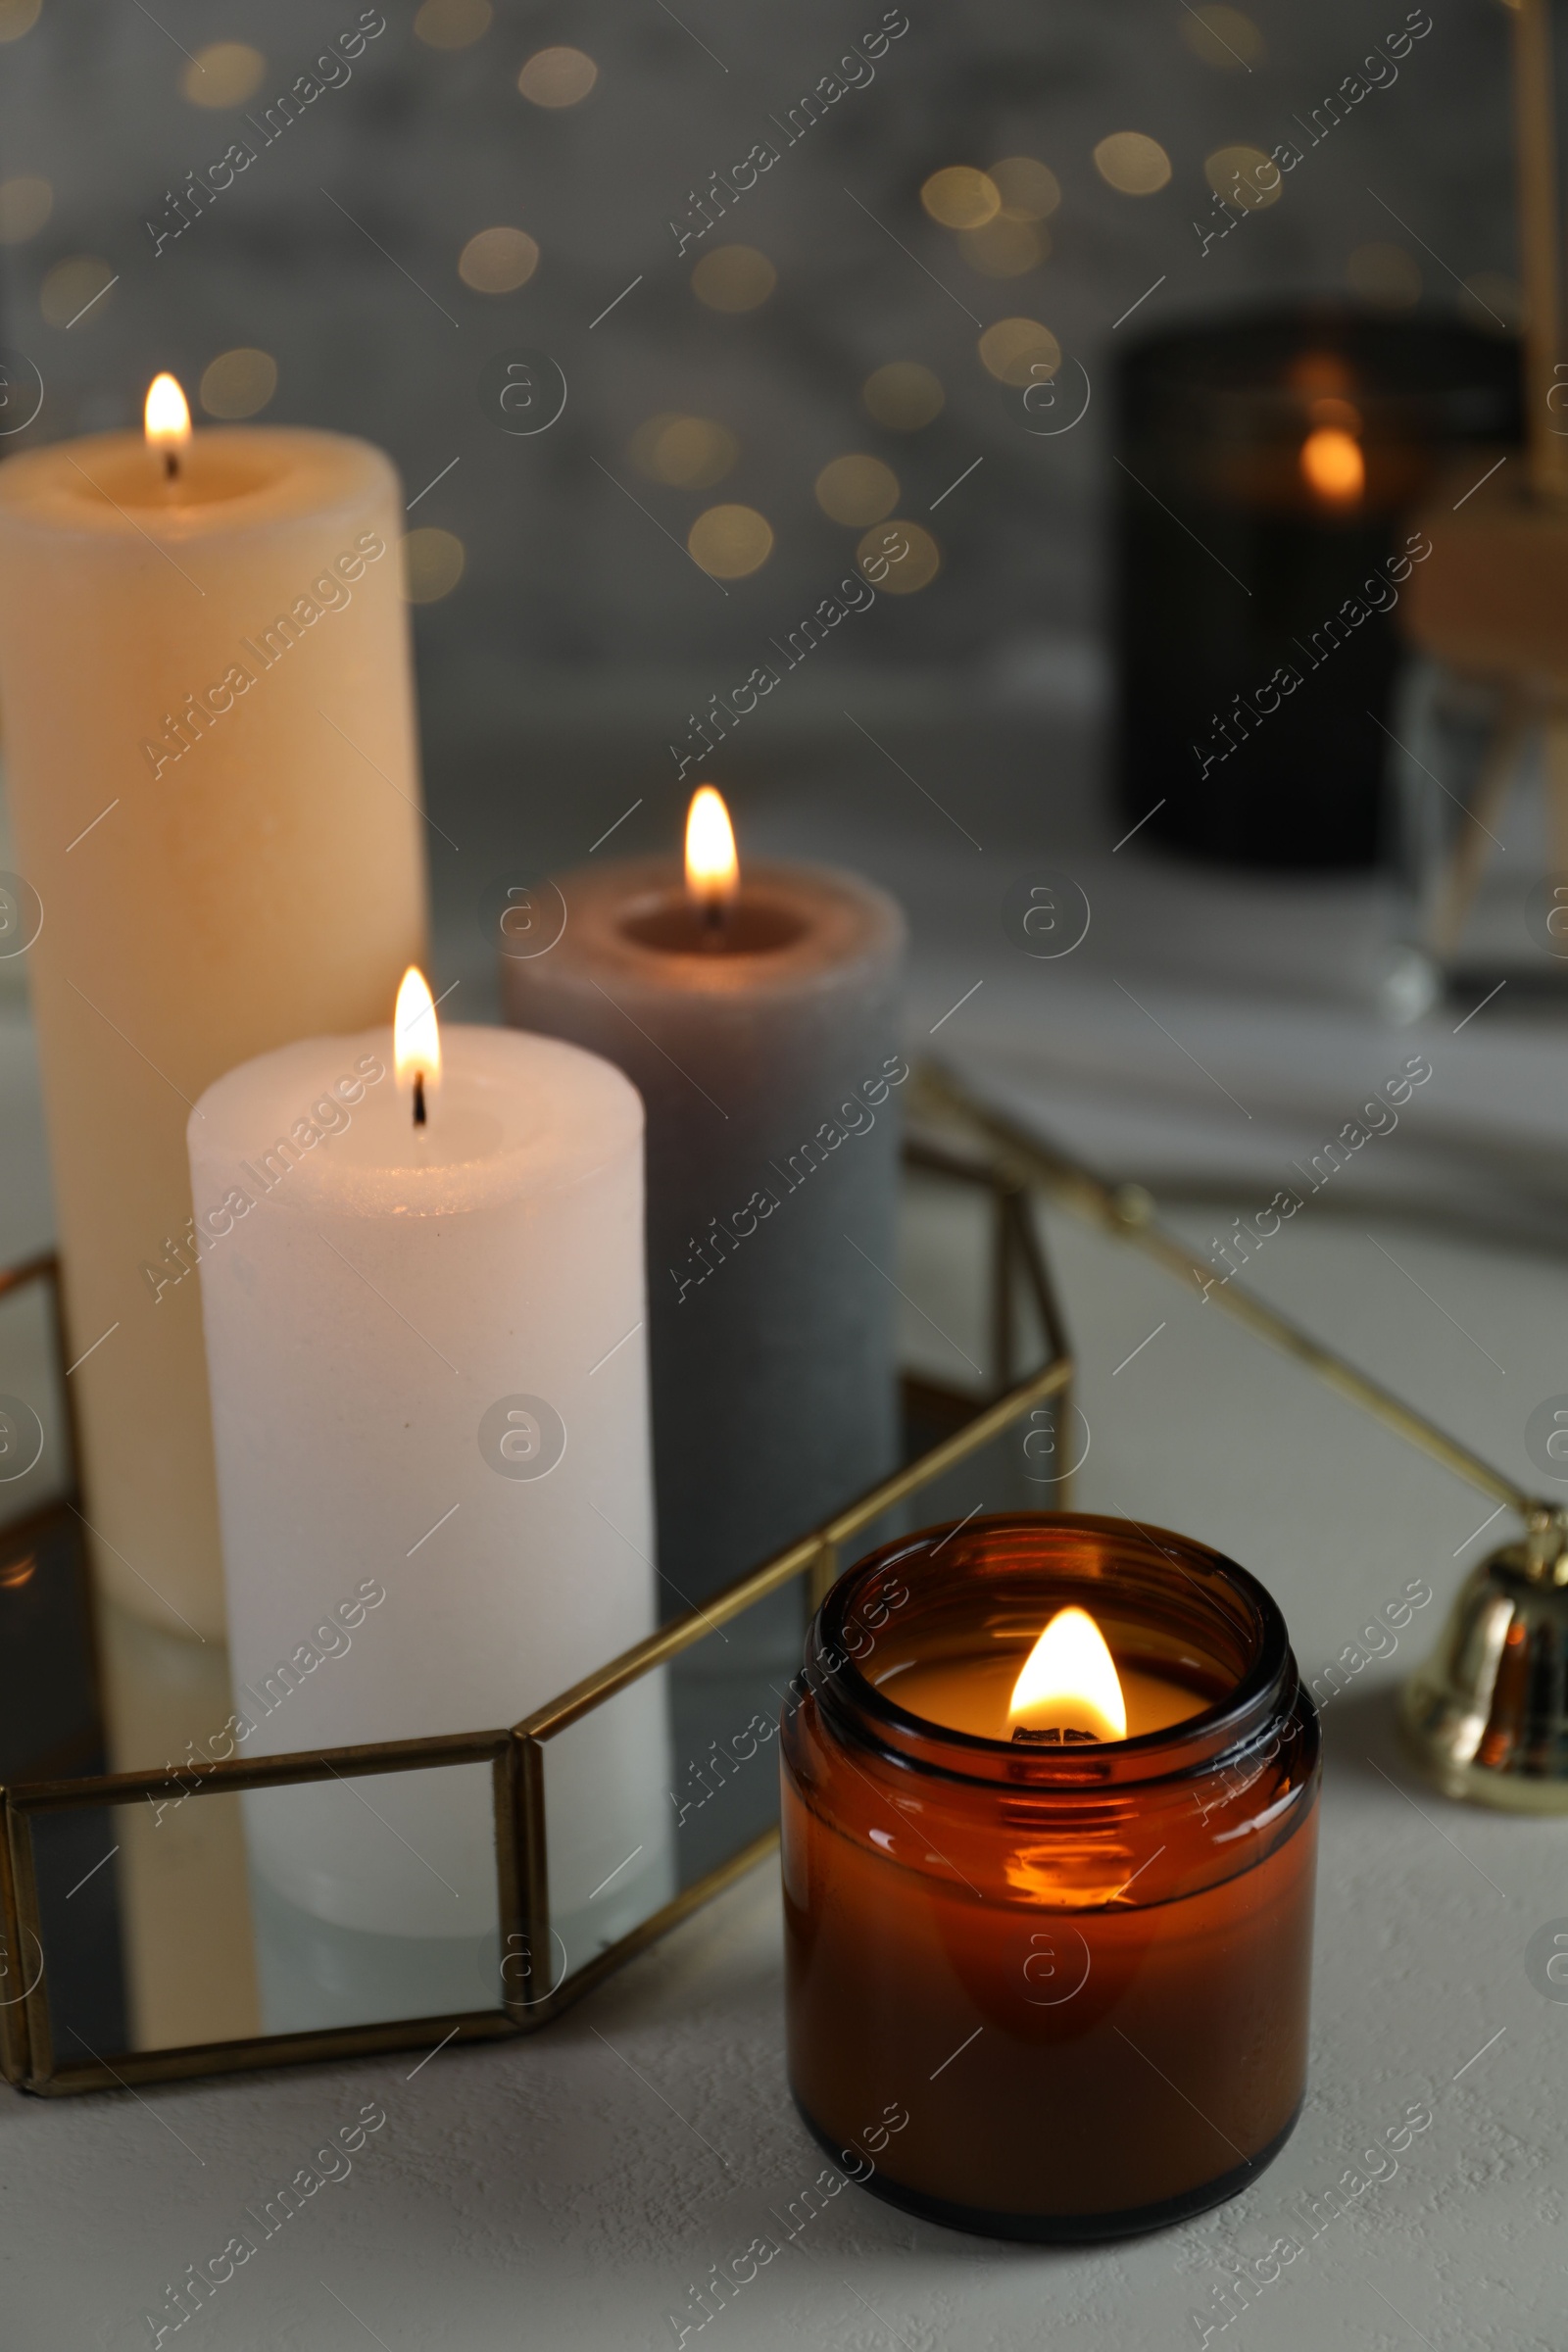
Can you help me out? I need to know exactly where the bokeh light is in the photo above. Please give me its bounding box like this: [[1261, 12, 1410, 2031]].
[[688, 505, 773, 577], [200, 348, 278, 419], [977, 317, 1061, 386], [1205, 145, 1281, 211], [692, 245, 776, 312], [990, 158, 1061, 221], [815, 456, 900, 526], [0, 175, 52, 245], [0, 0, 41, 40], [414, 0, 492, 47], [920, 167, 1001, 229], [39, 255, 116, 330], [858, 520, 941, 594], [862, 362, 945, 430], [181, 42, 267, 108], [960, 217, 1048, 276], [1180, 5, 1265, 67], [459, 226, 540, 292], [1093, 132, 1172, 195], [518, 47, 598, 105], [1288, 352, 1353, 399], [629, 414, 738, 488], [403, 529, 466, 604], [1299, 426, 1364, 506]]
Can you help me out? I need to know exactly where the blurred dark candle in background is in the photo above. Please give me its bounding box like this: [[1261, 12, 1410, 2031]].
[[1113, 308, 1520, 872]]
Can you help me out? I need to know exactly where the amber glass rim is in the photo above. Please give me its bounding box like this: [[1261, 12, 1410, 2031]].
[[809, 1512, 1299, 1791]]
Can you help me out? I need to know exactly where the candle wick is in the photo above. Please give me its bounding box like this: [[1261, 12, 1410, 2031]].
[[700, 893, 727, 952], [413, 1071, 426, 1128], [1011, 1725, 1102, 1745], [164, 448, 179, 482]]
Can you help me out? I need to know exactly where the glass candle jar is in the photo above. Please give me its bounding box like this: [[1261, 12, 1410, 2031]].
[[1113, 305, 1519, 871], [782, 1513, 1320, 2241]]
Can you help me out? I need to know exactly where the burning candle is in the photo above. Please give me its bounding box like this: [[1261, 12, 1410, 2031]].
[[1298, 408, 1367, 510], [891, 1602, 1200, 1742], [783, 1513, 1320, 2239], [1112, 310, 1519, 869], [684, 784, 741, 936], [145, 371, 190, 482], [502, 791, 906, 1639], [0, 374, 426, 1641], [187, 970, 669, 2016]]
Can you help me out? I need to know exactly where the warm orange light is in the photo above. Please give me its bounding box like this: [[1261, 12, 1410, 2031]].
[[1288, 352, 1352, 399], [1007, 1605, 1127, 1740], [684, 785, 739, 906], [144, 371, 191, 452], [394, 964, 441, 1105], [1299, 424, 1364, 506]]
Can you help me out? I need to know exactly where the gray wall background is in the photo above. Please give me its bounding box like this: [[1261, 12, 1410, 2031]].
[[0, 0, 1522, 897]]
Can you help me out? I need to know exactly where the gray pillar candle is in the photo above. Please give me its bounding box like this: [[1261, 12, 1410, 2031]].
[[501, 830, 906, 1625]]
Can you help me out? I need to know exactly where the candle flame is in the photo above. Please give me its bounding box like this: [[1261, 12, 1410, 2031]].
[[685, 785, 739, 906], [1007, 1606, 1127, 1741], [394, 965, 441, 1098], [1299, 425, 1364, 507], [144, 372, 191, 451]]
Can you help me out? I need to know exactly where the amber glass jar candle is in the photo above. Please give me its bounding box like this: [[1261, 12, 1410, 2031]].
[[782, 1514, 1320, 2241]]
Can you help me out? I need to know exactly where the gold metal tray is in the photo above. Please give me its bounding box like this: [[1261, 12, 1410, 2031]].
[[0, 1132, 1072, 2095]]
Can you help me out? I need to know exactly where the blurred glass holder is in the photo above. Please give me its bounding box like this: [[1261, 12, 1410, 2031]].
[[0, 1137, 1073, 2095], [1392, 463, 1568, 999], [1113, 306, 1519, 872]]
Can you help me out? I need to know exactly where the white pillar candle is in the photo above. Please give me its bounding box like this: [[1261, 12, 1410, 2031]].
[[187, 999, 670, 1986]]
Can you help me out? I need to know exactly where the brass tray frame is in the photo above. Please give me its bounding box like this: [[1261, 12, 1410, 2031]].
[[0, 1133, 1073, 2095], [916, 1064, 1532, 1516]]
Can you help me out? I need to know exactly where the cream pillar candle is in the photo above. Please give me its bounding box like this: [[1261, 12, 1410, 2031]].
[[187, 995, 670, 1976], [0, 383, 426, 1642]]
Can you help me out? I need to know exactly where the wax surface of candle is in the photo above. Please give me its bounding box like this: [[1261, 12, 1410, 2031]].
[[189, 1024, 669, 1991], [0, 422, 426, 1642], [880, 1652, 1205, 1740]]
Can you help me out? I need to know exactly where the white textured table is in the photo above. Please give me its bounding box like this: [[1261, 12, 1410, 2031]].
[[1, 1000, 1563, 2352]]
